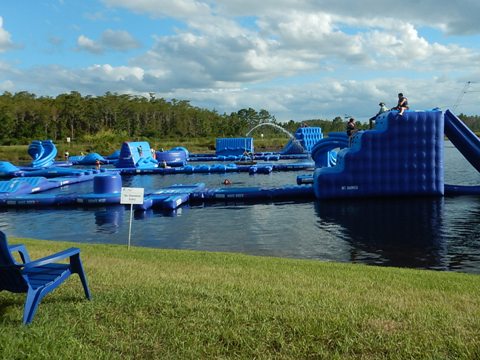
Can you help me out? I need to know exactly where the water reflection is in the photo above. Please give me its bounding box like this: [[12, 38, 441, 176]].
[[93, 205, 125, 233], [442, 196, 480, 273], [314, 197, 448, 270], [0, 144, 479, 273]]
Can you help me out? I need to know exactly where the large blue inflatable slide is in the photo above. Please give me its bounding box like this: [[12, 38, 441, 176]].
[[312, 109, 480, 199], [28, 140, 57, 168]]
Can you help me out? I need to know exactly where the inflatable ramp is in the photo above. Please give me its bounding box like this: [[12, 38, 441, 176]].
[[116, 141, 158, 169]]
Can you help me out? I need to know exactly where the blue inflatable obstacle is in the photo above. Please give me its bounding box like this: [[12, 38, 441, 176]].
[[69, 152, 110, 166], [310, 131, 348, 168], [76, 174, 123, 205], [0, 175, 97, 206], [216, 138, 254, 156], [105, 149, 121, 160], [314, 110, 445, 199], [28, 140, 58, 168], [0, 162, 23, 178], [116, 141, 158, 169], [281, 127, 323, 154], [155, 148, 188, 167]]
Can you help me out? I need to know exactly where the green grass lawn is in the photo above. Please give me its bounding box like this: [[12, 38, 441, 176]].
[[1, 239, 479, 359]]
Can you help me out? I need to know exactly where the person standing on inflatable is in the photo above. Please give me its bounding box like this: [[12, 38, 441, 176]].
[[346, 118, 357, 146]]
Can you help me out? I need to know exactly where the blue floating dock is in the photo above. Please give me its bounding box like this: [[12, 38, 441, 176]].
[[190, 185, 314, 203], [139, 183, 206, 210]]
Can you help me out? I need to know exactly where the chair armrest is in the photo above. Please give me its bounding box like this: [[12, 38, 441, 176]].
[[8, 244, 31, 263], [22, 247, 81, 270]]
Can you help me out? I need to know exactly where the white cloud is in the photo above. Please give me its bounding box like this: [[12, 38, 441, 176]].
[[102, 0, 211, 19], [77, 35, 103, 54], [101, 29, 141, 50], [3, 1, 480, 121], [0, 17, 14, 52], [87, 64, 144, 81], [77, 30, 140, 54]]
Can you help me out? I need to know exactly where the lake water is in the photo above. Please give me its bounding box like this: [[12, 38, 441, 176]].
[[1, 142, 480, 274]]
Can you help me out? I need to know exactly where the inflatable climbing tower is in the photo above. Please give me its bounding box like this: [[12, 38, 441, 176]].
[[313, 110, 444, 199]]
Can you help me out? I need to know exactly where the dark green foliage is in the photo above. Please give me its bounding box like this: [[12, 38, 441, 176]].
[[0, 91, 378, 145], [458, 113, 480, 132], [0, 91, 279, 144]]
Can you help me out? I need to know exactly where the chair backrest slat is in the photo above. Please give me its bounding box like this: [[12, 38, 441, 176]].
[[0, 234, 28, 292], [0, 232, 16, 266]]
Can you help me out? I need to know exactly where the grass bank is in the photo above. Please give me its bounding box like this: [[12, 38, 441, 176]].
[[1, 239, 479, 359]]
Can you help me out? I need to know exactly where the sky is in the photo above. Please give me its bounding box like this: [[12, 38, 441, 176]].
[[1, 0, 480, 122]]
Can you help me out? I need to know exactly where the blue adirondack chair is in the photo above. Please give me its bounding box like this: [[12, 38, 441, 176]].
[[0, 231, 91, 324]]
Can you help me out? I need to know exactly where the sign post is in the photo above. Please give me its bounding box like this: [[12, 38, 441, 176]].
[[120, 187, 144, 249]]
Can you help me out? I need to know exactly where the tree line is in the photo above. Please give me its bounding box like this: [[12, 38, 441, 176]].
[[0, 91, 478, 146]]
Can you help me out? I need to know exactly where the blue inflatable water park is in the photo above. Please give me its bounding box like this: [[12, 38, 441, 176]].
[[0, 108, 479, 211]]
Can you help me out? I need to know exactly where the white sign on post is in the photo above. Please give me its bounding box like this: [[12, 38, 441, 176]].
[[121, 187, 144, 205], [120, 187, 145, 249]]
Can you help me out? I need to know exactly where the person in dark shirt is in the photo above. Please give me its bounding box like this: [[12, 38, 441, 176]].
[[393, 93, 409, 116], [346, 118, 357, 145]]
